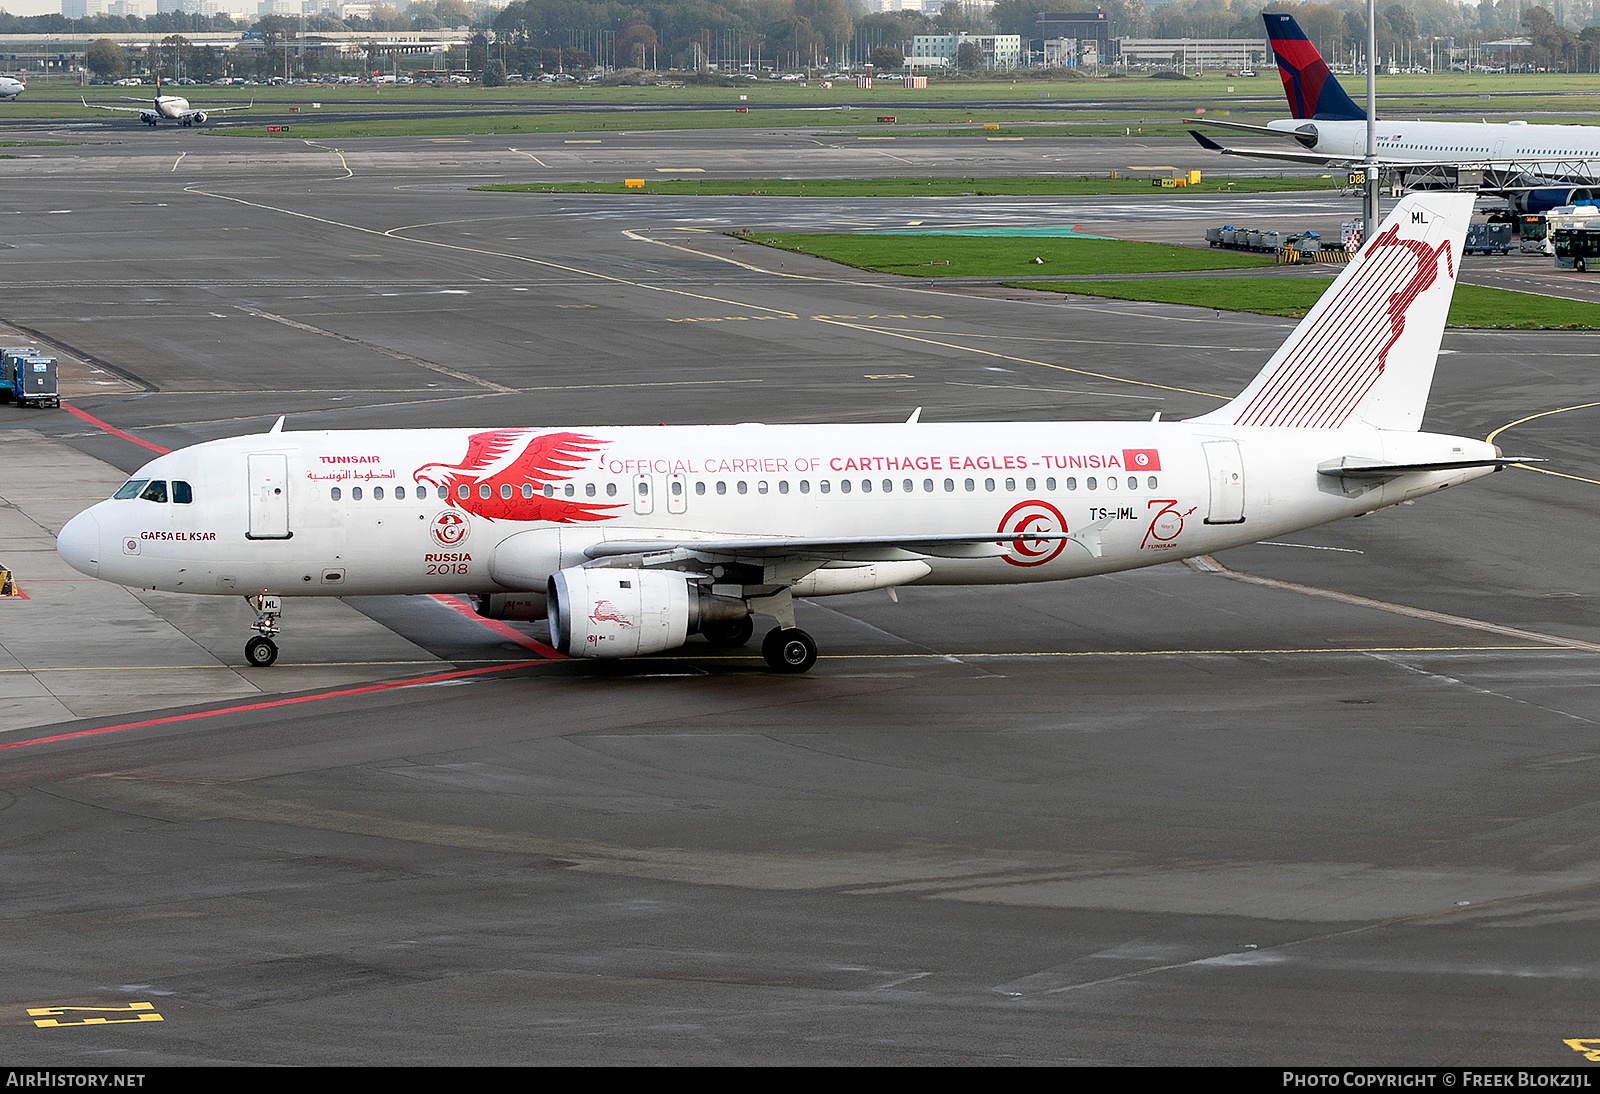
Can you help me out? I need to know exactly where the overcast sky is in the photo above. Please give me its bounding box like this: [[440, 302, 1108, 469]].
[[4, 3, 74, 17]]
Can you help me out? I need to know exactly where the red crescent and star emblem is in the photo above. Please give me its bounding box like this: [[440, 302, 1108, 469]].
[[430, 510, 470, 547], [997, 499, 1069, 568]]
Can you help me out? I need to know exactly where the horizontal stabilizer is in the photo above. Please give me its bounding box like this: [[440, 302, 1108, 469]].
[[1186, 129, 1343, 166], [1318, 456, 1540, 478]]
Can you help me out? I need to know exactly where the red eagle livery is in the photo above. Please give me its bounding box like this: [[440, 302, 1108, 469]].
[[58, 195, 1522, 674]]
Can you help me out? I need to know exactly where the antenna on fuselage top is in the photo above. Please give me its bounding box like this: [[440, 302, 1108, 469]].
[[268, 415, 285, 433]]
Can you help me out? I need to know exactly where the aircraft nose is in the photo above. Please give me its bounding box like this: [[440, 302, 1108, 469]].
[[56, 510, 101, 578]]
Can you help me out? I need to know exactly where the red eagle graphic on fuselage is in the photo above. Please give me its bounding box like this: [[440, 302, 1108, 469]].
[[413, 429, 622, 523]]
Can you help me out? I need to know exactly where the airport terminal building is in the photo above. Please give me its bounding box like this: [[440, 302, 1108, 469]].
[[1116, 36, 1269, 71], [908, 33, 1025, 70]]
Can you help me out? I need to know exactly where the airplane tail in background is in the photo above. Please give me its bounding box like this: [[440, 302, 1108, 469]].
[[1191, 192, 1473, 432], [1264, 12, 1365, 121]]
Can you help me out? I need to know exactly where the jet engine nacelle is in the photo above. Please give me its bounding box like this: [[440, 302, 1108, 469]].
[[473, 592, 547, 620], [548, 567, 748, 659], [193, 111, 208, 124], [1514, 187, 1594, 214], [139, 111, 158, 125]]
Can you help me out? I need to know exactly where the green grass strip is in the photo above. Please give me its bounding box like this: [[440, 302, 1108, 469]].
[[479, 175, 1336, 197], [1016, 276, 1600, 329], [746, 232, 1273, 277]]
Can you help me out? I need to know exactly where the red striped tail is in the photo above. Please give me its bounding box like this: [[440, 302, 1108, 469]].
[[1192, 193, 1472, 433]]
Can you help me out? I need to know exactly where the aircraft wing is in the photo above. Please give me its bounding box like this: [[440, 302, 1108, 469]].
[[82, 98, 151, 113], [1186, 117, 1318, 141], [585, 529, 1103, 564], [181, 102, 251, 118]]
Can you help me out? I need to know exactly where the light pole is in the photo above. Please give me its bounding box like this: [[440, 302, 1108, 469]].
[[1363, 0, 1379, 246]]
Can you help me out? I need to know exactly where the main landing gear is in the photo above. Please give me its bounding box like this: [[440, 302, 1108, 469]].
[[245, 593, 281, 667], [699, 613, 816, 672], [761, 627, 818, 674]]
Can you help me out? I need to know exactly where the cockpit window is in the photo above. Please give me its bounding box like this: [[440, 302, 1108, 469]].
[[172, 481, 193, 504], [113, 479, 149, 500], [138, 480, 168, 503]]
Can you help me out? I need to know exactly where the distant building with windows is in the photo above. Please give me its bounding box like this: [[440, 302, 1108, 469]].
[[1117, 37, 1268, 70], [1042, 38, 1080, 67], [1036, 13, 1109, 62], [909, 33, 1023, 70]]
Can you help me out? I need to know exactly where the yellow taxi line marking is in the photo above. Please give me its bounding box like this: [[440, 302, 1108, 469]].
[[1192, 555, 1600, 653], [29, 1002, 163, 1028], [1487, 401, 1600, 484], [0, 661, 456, 674]]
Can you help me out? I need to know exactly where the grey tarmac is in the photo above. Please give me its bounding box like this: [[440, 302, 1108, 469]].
[[0, 128, 1597, 1067]]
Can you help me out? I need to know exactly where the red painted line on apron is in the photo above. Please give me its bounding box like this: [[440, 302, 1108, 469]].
[[0, 659, 549, 752], [429, 593, 564, 659], [61, 403, 172, 456]]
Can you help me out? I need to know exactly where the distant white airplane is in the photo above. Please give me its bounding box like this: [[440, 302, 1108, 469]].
[[56, 192, 1528, 673], [0, 75, 24, 100], [82, 77, 250, 127], [1191, 12, 1600, 213]]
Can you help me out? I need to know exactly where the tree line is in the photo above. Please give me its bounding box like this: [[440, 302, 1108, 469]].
[[33, 0, 1600, 78]]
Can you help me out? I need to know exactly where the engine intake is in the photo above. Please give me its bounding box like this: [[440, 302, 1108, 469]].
[[1513, 187, 1593, 215], [548, 567, 747, 658]]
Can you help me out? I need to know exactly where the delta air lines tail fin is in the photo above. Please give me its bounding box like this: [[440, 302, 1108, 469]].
[[1264, 12, 1365, 121], [1191, 192, 1472, 432]]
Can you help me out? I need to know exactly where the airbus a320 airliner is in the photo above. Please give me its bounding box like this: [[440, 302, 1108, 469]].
[[56, 193, 1522, 673]]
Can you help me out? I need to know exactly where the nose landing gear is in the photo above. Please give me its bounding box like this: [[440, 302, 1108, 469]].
[[245, 593, 281, 667]]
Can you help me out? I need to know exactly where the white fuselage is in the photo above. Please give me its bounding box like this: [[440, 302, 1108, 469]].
[[1270, 116, 1600, 171], [0, 77, 23, 100], [56, 421, 1499, 600], [154, 94, 190, 118]]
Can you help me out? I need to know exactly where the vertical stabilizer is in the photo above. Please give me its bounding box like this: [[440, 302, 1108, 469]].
[[1264, 12, 1365, 121], [1191, 192, 1473, 432]]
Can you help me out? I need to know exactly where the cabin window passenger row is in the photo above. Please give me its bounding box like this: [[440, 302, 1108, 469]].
[[323, 473, 1163, 506]]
